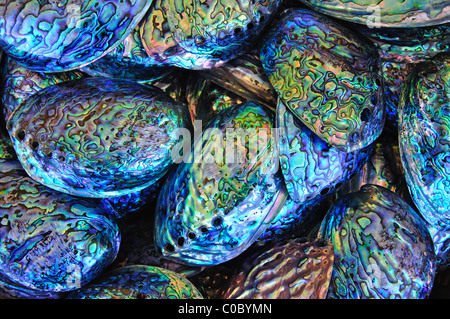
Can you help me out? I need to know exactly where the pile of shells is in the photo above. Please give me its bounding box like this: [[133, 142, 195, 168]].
[[0, 0, 449, 299]]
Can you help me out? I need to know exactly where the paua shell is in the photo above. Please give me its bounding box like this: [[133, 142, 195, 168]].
[[318, 184, 436, 299], [260, 8, 385, 152], [221, 237, 334, 299], [199, 51, 278, 110], [277, 100, 372, 204], [0, 159, 120, 293], [257, 194, 330, 243], [358, 23, 450, 64], [155, 101, 287, 266], [297, 0, 450, 28], [398, 52, 450, 229], [428, 223, 450, 271], [2, 57, 87, 120], [0, 0, 152, 72], [7, 77, 190, 198], [80, 23, 173, 81], [67, 265, 203, 299], [140, 0, 283, 70]]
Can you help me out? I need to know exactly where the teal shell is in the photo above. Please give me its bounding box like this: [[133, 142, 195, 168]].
[[221, 238, 334, 299], [277, 100, 372, 204], [0, 159, 120, 293], [67, 265, 203, 299], [7, 77, 190, 198], [297, 0, 450, 28], [154, 101, 287, 266], [0, 0, 152, 72], [399, 53, 450, 229], [2, 57, 86, 120], [260, 8, 385, 152], [140, 0, 283, 70], [319, 184, 436, 299]]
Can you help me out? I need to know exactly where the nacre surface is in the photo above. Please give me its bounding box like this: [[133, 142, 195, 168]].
[[67, 265, 203, 299], [319, 184, 435, 299], [0, 159, 120, 293], [221, 237, 334, 299], [7, 77, 190, 198], [260, 8, 385, 152], [297, 0, 450, 28], [277, 99, 372, 204], [140, 0, 283, 70], [399, 52, 450, 229], [155, 101, 286, 266], [0, 0, 152, 72]]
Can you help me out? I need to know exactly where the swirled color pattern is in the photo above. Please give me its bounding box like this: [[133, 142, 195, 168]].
[[67, 265, 203, 299], [399, 52, 450, 229], [7, 77, 190, 198], [0, 0, 152, 72], [260, 8, 385, 152], [155, 101, 287, 265], [140, 0, 283, 69], [0, 159, 120, 293], [319, 184, 435, 299]]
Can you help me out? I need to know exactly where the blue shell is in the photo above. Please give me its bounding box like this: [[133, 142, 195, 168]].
[[0, 159, 120, 293], [260, 8, 385, 152], [7, 77, 191, 198], [296, 0, 450, 28], [2, 57, 86, 120], [277, 100, 372, 204], [154, 101, 287, 266], [319, 184, 436, 299], [398, 52, 450, 229], [67, 265, 203, 299], [0, 0, 152, 72], [139, 0, 283, 70], [80, 23, 173, 81]]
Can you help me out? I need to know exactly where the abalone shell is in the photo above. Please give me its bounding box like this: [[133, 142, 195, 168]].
[[2, 57, 86, 120], [80, 23, 173, 81], [221, 237, 334, 299], [154, 101, 287, 266], [297, 0, 450, 28], [0, 0, 152, 72], [7, 77, 191, 198], [140, 0, 283, 70], [318, 184, 436, 299], [0, 159, 120, 293], [277, 99, 372, 204], [398, 52, 450, 229], [260, 8, 385, 152], [67, 265, 203, 299]]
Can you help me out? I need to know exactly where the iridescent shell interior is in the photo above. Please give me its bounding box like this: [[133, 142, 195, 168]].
[[0, 0, 448, 300]]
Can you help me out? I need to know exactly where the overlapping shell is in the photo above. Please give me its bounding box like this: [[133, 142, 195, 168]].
[[155, 101, 286, 265], [297, 0, 450, 28], [67, 265, 203, 299], [0, 159, 120, 293], [277, 99, 372, 203], [399, 52, 450, 229], [139, 0, 283, 70], [221, 237, 334, 299], [319, 184, 436, 299], [260, 8, 385, 152], [0, 0, 152, 72], [7, 77, 191, 198]]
